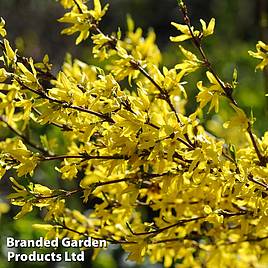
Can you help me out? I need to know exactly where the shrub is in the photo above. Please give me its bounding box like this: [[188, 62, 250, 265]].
[[0, 0, 268, 266]]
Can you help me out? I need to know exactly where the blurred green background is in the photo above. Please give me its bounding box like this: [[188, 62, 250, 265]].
[[0, 0, 267, 267]]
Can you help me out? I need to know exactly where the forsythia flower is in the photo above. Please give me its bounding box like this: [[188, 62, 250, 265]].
[[170, 23, 198, 42], [92, 33, 117, 60], [59, 0, 109, 44], [200, 18, 215, 37], [0, 17, 7, 37], [89, 0, 109, 22], [196, 71, 223, 113], [170, 18, 215, 42], [0, 68, 8, 82], [175, 45, 202, 74], [3, 39, 17, 65], [249, 41, 268, 70], [223, 104, 249, 131]]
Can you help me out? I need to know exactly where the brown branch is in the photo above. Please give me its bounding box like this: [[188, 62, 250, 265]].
[[90, 22, 185, 128], [16, 79, 115, 124], [179, 3, 266, 166], [73, 0, 85, 15], [63, 8, 197, 150], [93, 178, 133, 187], [216, 210, 248, 217], [0, 40, 56, 82], [56, 221, 136, 244], [248, 174, 268, 190], [247, 124, 267, 166], [33, 189, 82, 200], [32, 107, 73, 132], [130, 60, 182, 125], [40, 153, 129, 162], [152, 233, 268, 246], [151, 237, 191, 244], [88, 171, 184, 193], [127, 208, 249, 238], [126, 216, 206, 237], [121, 96, 194, 149], [0, 115, 52, 156]]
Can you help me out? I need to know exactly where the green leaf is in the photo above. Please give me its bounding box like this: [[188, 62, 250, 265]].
[[229, 144, 237, 163]]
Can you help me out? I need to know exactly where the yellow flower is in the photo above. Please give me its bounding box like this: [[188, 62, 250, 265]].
[[59, 0, 108, 45], [0, 17, 7, 37], [200, 18, 215, 37], [249, 41, 268, 70], [223, 104, 249, 131], [89, 0, 109, 22], [175, 45, 201, 73], [170, 23, 198, 42], [170, 18, 215, 42], [196, 71, 223, 113]]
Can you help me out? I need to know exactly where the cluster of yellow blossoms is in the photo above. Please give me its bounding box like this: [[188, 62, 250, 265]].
[[1, 0, 268, 267]]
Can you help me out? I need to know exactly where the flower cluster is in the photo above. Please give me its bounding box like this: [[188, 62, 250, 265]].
[[1, 1, 268, 267]]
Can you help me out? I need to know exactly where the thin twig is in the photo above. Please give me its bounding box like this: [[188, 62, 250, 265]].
[[56, 221, 136, 244], [33, 189, 82, 200], [248, 174, 268, 190], [40, 154, 129, 161], [16, 79, 115, 124], [0, 115, 52, 156], [127, 216, 206, 237], [178, 3, 266, 166]]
